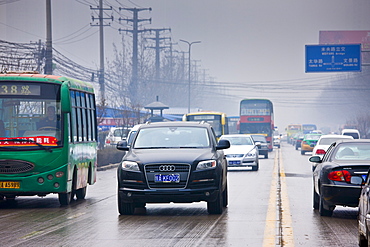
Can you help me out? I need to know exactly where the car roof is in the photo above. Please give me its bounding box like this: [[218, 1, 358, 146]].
[[318, 134, 353, 139], [137, 121, 212, 129], [335, 139, 370, 144], [220, 134, 252, 138]]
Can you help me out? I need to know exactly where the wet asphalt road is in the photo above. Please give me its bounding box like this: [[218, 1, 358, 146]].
[[0, 142, 359, 246]]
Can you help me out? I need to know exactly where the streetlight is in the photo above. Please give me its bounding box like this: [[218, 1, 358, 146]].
[[180, 39, 201, 113]]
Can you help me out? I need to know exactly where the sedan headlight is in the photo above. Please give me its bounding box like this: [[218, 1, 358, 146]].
[[121, 161, 140, 172], [196, 160, 217, 170]]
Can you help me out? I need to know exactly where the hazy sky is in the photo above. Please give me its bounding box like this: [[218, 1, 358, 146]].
[[1, 0, 370, 131]]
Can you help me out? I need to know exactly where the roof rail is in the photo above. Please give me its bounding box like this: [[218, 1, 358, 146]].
[[2, 70, 40, 74]]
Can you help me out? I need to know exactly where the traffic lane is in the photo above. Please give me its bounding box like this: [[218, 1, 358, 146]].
[[0, 155, 276, 246], [281, 142, 358, 247]]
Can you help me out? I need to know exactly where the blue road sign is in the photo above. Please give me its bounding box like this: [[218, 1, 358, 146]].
[[305, 44, 361, 72]]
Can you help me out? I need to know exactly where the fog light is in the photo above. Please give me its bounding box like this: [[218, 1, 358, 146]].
[[47, 174, 53, 180], [205, 192, 210, 196], [55, 172, 64, 178], [54, 182, 60, 188], [127, 192, 132, 197], [37, 177, 44, 184]]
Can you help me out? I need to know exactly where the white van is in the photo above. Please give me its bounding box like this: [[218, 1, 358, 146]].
[[341, 129, 360, 139]]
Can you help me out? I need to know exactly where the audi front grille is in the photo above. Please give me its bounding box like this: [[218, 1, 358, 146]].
[[144, 163, 190, 189]]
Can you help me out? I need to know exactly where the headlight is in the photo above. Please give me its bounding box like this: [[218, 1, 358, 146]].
[[196, 160, 217, 170], [121, 161, 140, 172]]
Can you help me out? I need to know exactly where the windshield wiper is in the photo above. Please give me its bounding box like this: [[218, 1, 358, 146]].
[[0, 139, 52, 152]]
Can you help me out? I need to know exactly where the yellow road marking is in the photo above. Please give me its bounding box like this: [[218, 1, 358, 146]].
[[263, 148, 294, 246]]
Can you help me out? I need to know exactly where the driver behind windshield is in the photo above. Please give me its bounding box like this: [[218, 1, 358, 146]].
[[37, 106, 60, 130]]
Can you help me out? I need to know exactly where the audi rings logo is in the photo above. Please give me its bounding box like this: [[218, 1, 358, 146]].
[[159, 165, 176, 172]]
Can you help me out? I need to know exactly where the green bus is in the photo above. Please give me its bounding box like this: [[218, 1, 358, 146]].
[[0, 72, 97, 205]]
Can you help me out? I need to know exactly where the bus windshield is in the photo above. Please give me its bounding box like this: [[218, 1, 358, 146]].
[[0, 83, 62, 148], [186, 114, 222, 137]]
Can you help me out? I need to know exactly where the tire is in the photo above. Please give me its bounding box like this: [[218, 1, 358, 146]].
[[222, 183, 228, 207], [359, 231, 368, 247], [207, 187, 224, 214], [76, 186, 87, 200], [118, 192, 135, 215], [295, 145, 298, 150], [313, 188, 319, 210], [301, 150, 305, 155], [58, 192, 73, 206], [252, 162, 259, 171], [319, 194, 334, 217], [264, 152, 268, 159]]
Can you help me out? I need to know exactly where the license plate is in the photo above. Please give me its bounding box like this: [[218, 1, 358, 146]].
[[229, 160, 241, 165], [155, 174, 180, 183], [0, 181, 20, 189]]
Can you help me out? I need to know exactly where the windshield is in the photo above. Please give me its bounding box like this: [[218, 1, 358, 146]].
[[186, 114, 222, 137], [0, 82, 62, 149], [221, 136, 253, 145], [133, 127, 210, 148], [334, 143, 370, 161], [240, 123, 271, 135]]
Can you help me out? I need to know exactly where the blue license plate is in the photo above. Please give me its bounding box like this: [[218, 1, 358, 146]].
[[229, 160, 241, 165], [155, 174, 180, 183]]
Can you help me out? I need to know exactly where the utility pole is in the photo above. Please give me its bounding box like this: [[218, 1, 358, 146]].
[[44, 0, 53, 75], [147, 28, 171, 80], [90, 0, 113, 100], [119, 7, 151, 102], [179, 40, 201, 113]]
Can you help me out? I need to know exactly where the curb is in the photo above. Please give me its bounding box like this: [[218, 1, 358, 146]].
[[97, 163, 119, 171]]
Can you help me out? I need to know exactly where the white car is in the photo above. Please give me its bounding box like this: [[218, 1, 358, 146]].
[[105, 127, 131, 147], [219, 134, 259, 171], [311, 134, 353, 170]]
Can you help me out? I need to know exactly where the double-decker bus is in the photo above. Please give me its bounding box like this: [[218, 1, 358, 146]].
[[0, 72, 97, 205], [302, 124, 317, 134], [182, 111, 228, 138], [239, 99, 274, 151]]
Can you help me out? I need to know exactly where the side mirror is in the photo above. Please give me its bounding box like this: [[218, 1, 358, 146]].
[[254, 141, 261, 147], [351, 176, 363, 185], [216, 139, 230, 150], [116, 140, 129, 151], [309, 156, 322, 163]]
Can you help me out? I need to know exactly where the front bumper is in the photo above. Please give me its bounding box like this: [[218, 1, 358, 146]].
[[118, 186, 220, 203]]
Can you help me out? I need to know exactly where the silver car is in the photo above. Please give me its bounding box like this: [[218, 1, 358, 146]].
[[220, 134, 259, 171]]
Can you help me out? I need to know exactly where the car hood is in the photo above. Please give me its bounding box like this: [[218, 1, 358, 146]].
[[124, 148, 218, 164], [223, 145, 255, 155]]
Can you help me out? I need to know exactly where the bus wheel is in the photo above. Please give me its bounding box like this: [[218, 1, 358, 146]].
[[58, 192, 73, 206], [76, 187, 87, 200]]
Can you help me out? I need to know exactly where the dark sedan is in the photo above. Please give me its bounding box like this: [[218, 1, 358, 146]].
[[116, 121, 230, 215], [358, 168, 370, 246], [310, 139, 370, 217]]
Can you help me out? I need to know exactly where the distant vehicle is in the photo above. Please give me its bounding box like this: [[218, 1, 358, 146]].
[[251, 134, 269, 159], [312, 134, 354, 161], [116, 121, 230, 215], [302, 124, 317, 134], [300, 133, 322, 155], [286, 124, 302, 144], [183, 111, 229, 139], [105, 127, 131, 147], [341, 129, 360, 139], [220, 134, 259, 171], [227, 116, 240, 134], [311, 139, 370, 216], [239, 99, 274, 151], [273, 135, 281, 148], [294, 133, 305, 150]]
